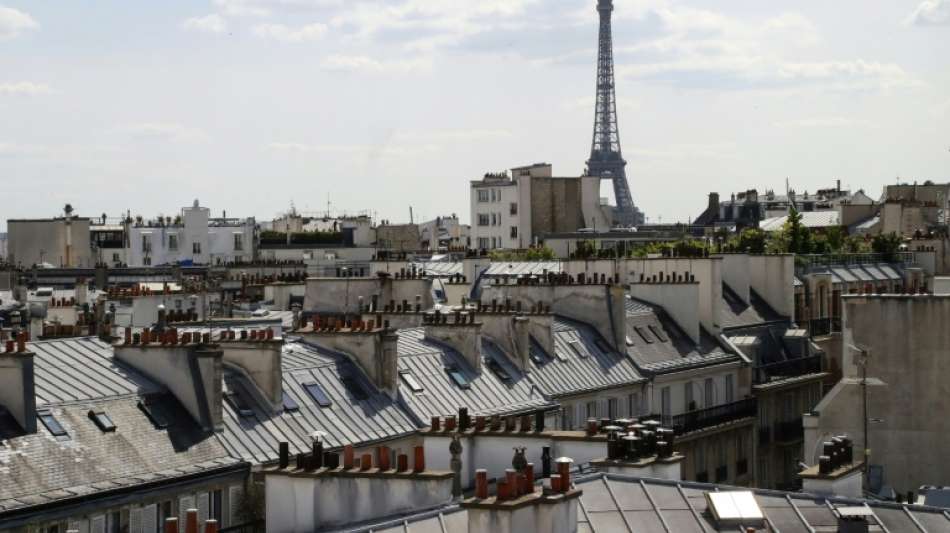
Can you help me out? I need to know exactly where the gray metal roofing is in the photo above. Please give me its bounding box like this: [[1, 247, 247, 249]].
[[575, 472, 950, 532], [28, 337, 160, 406], [624, 299, 737, 374], [216, 340, 420, 464], [0, 394, 238, 513], [824, 264, 903, 285], [719, 284, 786, 329], [524, 317, 646, 398], [760, 210, 840, 231], [410, 262, 463, 277], [393, 328, 553, 419], [483, 262, 562, 277]]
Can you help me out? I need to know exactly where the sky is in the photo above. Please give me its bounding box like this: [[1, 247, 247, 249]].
[[1, 0, 949, 230]]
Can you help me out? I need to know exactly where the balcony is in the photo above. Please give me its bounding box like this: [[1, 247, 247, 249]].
[[753, 354, 823, 385], [662, 398, 757, 435], [774, 419, 804, 444]]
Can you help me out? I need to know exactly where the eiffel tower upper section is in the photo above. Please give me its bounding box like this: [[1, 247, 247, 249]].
[[586, 0, 645, 226]]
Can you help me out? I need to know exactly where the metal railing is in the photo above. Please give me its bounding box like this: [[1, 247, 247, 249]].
[[661, 398, 757, 435], [753, 354, 823, 384], [798, 251, 917, 269]]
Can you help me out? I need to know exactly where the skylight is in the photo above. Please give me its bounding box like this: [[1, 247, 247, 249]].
[[648, 325, 669, 342], [486, 359, 511, 382], [446, 367, 470, 389], [634, 326, 654, 344], [38, 410, 68, 437], [282, 392, 299, 412], [138, 399, 169, 429], [225, 391, 254, 418], [568, 339, 590, 358], [400, 370, 424, 393], [88, 410, 116, 432], [705, 491, 764, 528], [303, 382, 332, 407]]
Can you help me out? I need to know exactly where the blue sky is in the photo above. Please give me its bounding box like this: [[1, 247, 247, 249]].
[[1, 0, 948, 228]]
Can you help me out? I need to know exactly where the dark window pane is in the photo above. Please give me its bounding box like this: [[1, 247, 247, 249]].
[[88, 410, 116, 432], [38, 411, 67, 437], [486, 359, 511, 382], [282, 392, 299, 412], [635, 326, 654, 344], [304, 382, 332, 407], [447, 368, 470, 388], [138, 399, 170, 429]]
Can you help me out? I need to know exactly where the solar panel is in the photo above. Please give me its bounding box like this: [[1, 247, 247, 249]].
[[303, 382, 332, 407], [88, 410, 116, 432], [400, 370, 424, 392], [446, 367, 470, 389], [38, 410, 68, 437]]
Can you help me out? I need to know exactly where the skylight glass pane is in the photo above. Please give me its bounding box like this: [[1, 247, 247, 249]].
[[486, 359, 511, 382], [38, 411, 67, 437], [649, 325, 669, 342], [569, 340, 590, 358], [400, 371, 424, 392], [88, 410, 116, 432], [137, 400, 169, 429], [447, 368, 470, 388], [282, 392, 299, 412], [226, 392, 254, 418], [635, 326, 654, 344], [304, 382, 332, 407], [341, 376, 369, 401]]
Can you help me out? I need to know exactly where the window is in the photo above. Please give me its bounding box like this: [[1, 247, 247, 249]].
[[88, 410, 116, 432], [725, 374, 735, 403], [38, 410, 68, 437], [510, 202, 518, 215], [341, 376, 368, 401], [112, 252, 120, 263], [193, 242, 201, 254], [695, 443, 707, 478], [477, 214, 490, 226], [168, 234, 178, 251], [685, 381, 695, 411], [447, 367, 470, 389], [608, 398, 618, 419], [141, 235, 151, 253], [491, 213, 497, 226], [704, 378, 715, 407], [477, 189, 489, 202], [478, 237, 490, 250], [585, 401, 597, 419], [491, 237, 498, 249], [628, 393, 640, 417], [303, 382, 332, 407], [225, 389, 254, 418], [234, 234, 243, 251], [661, 386, 671, 420], [561, 404, 574, 430], [211, 490, 223, 525], [400, 370, 424, 392], [490, 188, 497, 202], [282, 392, 299, 412], [486, 359, 511, 382], [634, 326, 654, 344], [510, 226, 518, 239], [138, 399, 169, 429], [648, 325, 668, 342], [143, 256, 151, 266]]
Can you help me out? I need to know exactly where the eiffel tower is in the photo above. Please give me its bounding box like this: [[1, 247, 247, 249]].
[[586, 0, 645, 227]]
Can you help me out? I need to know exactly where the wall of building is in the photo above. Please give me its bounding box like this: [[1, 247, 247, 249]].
[[529, 178, 586, 238], [7, 218, 93, 268], [471, 179, 521, 250], [808, 295, 950, 493], [748, 255, 794, 318]]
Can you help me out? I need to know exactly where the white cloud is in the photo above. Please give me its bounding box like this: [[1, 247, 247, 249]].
[[321, 54, 431, 74], [267, 141, 439, 157], [253, 22, 327, 42], [212, 0, 343, 17], [773, 117, 876, 128], [905, 0, 950, 25], [0, 142, 48, 157], [0, 81, 53, 96], [182, 13, 228, 34], [0, 5, 38, 40], [123, 123, 208, 143]]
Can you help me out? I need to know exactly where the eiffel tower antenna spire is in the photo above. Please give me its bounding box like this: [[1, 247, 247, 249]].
[[586, 0, 644, 226]]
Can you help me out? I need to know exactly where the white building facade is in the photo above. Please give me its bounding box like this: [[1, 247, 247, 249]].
[[125, 201, 255, 266]]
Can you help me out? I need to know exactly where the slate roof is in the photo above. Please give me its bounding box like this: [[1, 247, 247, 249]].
[[217, 340, 420, 464], [575, 473, 950, 532], [0, 337, 240, 514], [760, 211, 840, 231], [483, 262, 562, 277], [719, 284, 786, 330], [624, 298, 738, 374], [524, 317, 646, 398], [393, 328, 554, 419]]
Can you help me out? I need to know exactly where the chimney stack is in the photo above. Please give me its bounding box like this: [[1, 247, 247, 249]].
[[0, 332, 37, 433]]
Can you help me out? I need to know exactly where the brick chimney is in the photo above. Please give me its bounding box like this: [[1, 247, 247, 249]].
[[114, 338, 223, 432], [422, 310, 482, 373], [799, 435, 863, 498], [0, 333, 37, 433], [297, 321, 399, 397]]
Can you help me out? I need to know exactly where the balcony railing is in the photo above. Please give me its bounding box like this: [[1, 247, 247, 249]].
[[754, 354, 823, 384], [774, 419, 804, 443], [660, 398, 757, 435]]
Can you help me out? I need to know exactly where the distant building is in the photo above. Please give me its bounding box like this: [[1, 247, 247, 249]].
[[418, 215, 469, 251], [7, 216, 93, 268], [0, 232, 7, 261], [375, 222, 421, 254], [469, 163, 612, 251], [125, 200, 255, 266]]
